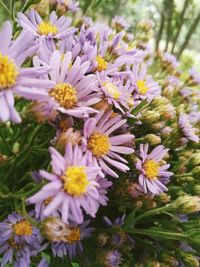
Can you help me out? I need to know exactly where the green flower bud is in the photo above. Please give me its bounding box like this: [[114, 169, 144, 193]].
[[141, 111, 160, 123], [192, 166, 200, 178], [189, 153, 200, 166], [180, 252, 199, 267], [144, 134, 161, 145], [172, 195, 200, 214]]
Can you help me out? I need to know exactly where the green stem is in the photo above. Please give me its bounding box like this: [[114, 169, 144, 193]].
[[21, 197, 39, 227], [0, 0, 11, 17], [0, 129, 14, 156], [84, 0, 96, 16], [126, 228, 187, 241]]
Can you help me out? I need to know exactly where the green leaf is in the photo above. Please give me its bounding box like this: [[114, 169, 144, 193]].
[[0, 182, 10, 197], [71, 263, 80, 267], [123, 211, 136, 230], [131, 99, 149, 116]]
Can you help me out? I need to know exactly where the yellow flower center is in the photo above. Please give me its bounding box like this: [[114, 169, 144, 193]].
[[0, 53, 18, 89], [143, 160, 159, 180], [102, 81, 121, 99], [13, 220, 32, 236], [50, 83, 78, 109], [88, 132, 111, 157], [65, 227, 81, 243], [96, 55, 108, 71], [137, 80, 149, 94], [61, 166, 89, 196], [38, 21, 58, 36]]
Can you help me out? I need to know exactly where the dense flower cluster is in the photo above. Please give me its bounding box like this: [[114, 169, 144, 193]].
[[0, 1, 200, 266]]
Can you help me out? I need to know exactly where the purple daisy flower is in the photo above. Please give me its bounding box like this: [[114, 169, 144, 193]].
[[178, 113, 199, 143], [52, 0, 79, 12], [17, 9, 76, 40], [27, 143, 105, 224], [128, 63, 161, 100], [82, 111, 134, 178], [36, 50, 100, 118], [104, 250, 123, 267], [51, 220, 93, 259], [0, 212, 42, 267], [0, 21, 54, 123], [97, 72, 134, 113], [135, 144, 173, 195]]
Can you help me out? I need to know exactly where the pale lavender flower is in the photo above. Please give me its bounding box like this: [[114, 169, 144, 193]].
[[52, 0, 79, 12], [136, 144, 173, 195], [51, 220, 93, 259], [0, 212, 42, 267], [96, 72, 134, 113], [112, 16, 130, 31], [188, 67, 200, 86], [104, 250, 123, 267], [178, 113, 199, 143], [128, 63, 161, 100], [27, 144, 106, 224], [82, 111, 134, 178], [36, 50, 100, 118], [0, 21, 54, 123], [17, 9, 76, 39], [162, 52, 179, 70]]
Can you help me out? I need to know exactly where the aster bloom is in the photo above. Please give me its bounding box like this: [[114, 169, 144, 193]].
[[82, 111, 134, 178], [0, 21, 54, 123], [97, 73, 134, 113], [52, 0, 79, 12], [0, 212, 42, 267], [38, 50, 100, 118], [178, 113, 199, 143], [17, 9, 75, 40], [112, 16, 130, 31], [27, 143, 106, 224], [51, 220, 94, 259], [129, 63, 160, 100], [135, 144, 173, 195], [104, 250, 123, 267], [160, 52, 180, 72], [188, 67, 200, 86]]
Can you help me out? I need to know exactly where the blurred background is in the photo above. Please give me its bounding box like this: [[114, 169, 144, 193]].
[[0, 0, 200, 69]]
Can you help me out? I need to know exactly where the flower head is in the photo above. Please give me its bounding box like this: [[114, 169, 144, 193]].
[[17, 9, 75, 39], [0, 212, 42, 267], [51, 220, 93, 259], [27, 143, 109, 224], [178, 113, 199, 143], [83, 111, 134, 178], [0, 21, 54, 123], [136, 144, 173, 195], [104, 250, 123, 267]]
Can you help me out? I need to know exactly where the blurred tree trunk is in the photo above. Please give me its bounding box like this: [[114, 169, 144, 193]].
[[165, 0, 174, 51], [171, 0, 190, 53], [176, 10, 200, 59]]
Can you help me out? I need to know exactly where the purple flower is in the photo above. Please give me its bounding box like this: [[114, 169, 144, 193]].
[[162, 52, 180, 70], [82, 111, 134, 178], [136, 144, 173, 195], [104, 250, 123, 267], [0, 21, 54, 123], [37, 50, 100, 118], [51, 220, 93, 259], [51, 0, 79, 12], [188, 67, 200, 86], [128, 63, 160, 100], [97, 72, 134, 113], [178, 113, 199, 143], [17, 9, 76, 39], [27, 144, 108, 224], [0, 212, 42, 267], [112, 16, 130, 31]]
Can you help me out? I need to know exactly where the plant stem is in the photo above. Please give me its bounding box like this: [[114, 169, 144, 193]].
[[171, 0, 190, 53], [0, 0, 11, 17], [165, 0, 174, 51], [177, 10, 200, 59]]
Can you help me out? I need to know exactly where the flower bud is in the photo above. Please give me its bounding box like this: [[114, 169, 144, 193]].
[[192, 166, 200, 178], [144, 259, 160, 267], [144, 134, 161, 145], [192, 185, 200, 195], [55, 128, 82, 151], [180, 252, 199, 267], [172, 195, 200, 214], [97, 233, 109, 247], [151, 96, 169, 108], [141, 111, 160, 123], [189, 153, 200, 166], [156, 193, 171, 204], [101, 250, 123, 267]]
